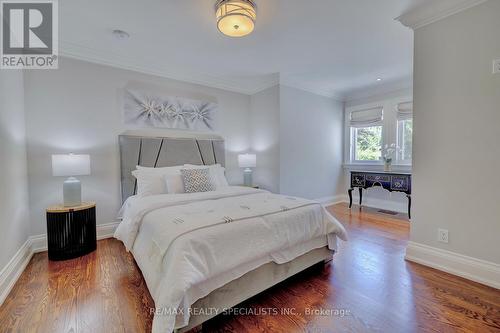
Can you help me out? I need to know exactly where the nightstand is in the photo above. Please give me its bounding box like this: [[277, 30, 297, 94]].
[[46, 202, 97, 261]]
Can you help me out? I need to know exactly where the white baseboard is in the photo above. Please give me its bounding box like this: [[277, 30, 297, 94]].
[[333, 193, 407, 213], [405, 241, 500, 290], [97, 222, 120, 240], [318, 194, 407, 213], [31, 222, 120, 253], [0, 222, 120, 306], [0, 239, 33, 306], [349, 195, 407, 213], [30, 234, 48, 253], [315, 195, 345, 207]]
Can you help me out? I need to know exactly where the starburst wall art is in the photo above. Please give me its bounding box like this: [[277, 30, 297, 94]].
[[123, 89, 217, 131]]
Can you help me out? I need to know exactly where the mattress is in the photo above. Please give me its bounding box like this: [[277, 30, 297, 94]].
[[114, 186, 347, 332]]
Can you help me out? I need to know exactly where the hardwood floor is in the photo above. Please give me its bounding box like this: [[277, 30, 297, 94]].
[[1, 203, 499, 332]]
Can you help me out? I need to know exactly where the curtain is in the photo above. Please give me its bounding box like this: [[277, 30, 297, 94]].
[[349, 107, 383, 127], [396, 101, 413, 120]]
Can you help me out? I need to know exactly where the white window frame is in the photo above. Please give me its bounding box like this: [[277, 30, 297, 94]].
[[350, 125, 384, 163], [344, 96, 413, 171], [397, 118, 413, 165]]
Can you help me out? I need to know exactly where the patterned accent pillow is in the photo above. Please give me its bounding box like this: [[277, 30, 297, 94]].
[[180, 168, 216, 193]]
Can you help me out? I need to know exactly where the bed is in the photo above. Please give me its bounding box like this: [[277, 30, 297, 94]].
[[114, 131, 347, 333]]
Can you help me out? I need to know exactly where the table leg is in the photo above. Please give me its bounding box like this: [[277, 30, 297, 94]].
[[407, 194, 412, 219], [359, 187, 363, 206], [348, 188, 353, 208]]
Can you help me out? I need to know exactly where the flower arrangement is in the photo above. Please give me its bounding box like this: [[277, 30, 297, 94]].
[[381, 143, 400, 171]]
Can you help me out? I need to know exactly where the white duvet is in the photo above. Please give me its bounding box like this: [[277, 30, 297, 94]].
[[114, 186, 347, 333]]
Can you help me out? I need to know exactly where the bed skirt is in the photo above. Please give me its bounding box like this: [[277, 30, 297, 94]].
[[175, 246, 334, 332]]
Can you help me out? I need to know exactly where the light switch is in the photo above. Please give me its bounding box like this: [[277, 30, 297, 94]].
[[493, 59, 500, 74]]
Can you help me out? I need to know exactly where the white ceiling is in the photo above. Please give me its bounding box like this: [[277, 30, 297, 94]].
[[60, 0, 430, 100]]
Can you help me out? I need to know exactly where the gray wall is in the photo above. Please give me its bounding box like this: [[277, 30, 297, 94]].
[[0, 71, 31, 269], [279, 85, 344, 200], [250, 85, 280, 193], [412, 0, 500, 263], [21, 58, 347, 238], [24, 57, 252, 235]]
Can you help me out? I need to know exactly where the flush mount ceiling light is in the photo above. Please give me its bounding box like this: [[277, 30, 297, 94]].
[[215, 0, 257, 37]]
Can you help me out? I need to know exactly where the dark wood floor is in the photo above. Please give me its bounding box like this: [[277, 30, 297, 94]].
[[1, 203, 499, 333]]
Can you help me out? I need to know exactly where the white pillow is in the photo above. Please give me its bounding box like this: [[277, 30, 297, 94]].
[[164, 173, 185, 194], [183, 164, 229, 188], [132, 165, 183, 196], [131, 170, 166, 197]]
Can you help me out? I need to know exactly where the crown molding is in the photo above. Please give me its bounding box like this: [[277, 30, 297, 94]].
[[59, 41, 383, 101], [246, 76, 280, 95], [396, 0, 489, 30], [279, 78, 345, 102], [60, 41, 272, 96], [345, 87, 413, 108], [345, 78, 413, 104]]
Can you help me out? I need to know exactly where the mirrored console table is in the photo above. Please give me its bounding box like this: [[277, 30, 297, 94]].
[[348, 171, 412, 219]]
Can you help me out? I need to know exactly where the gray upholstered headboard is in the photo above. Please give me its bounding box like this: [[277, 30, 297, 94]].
[[119, 131, 225, 202]]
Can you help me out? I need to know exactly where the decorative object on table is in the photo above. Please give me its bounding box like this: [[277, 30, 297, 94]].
[[238, 153, 256, 187], [46, 202, 97, 260], [52, 154, 91, 207], [348, 171, 412, 219], [381, 143, 400, 172], [123, 89, 217, 131], [215, 0, 257, 37]]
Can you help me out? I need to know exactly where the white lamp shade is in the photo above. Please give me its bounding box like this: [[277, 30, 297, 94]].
[[52, 154, 91, 177], [238, 154, 256, 168]]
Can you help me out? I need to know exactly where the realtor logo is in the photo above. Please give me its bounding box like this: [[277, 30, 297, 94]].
[[1, 0, 58, 69]]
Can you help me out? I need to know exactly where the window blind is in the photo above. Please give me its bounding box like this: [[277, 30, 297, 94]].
[[349, 107, 383, 127], [396, 102, 413, 120]]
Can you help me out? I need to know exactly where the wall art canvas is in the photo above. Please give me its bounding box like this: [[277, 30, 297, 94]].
[[123, 89, 217, 131]]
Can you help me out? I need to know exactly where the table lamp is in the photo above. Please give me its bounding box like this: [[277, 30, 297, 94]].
[[238, 153, 256, 187], [52, 154, 91, 207]]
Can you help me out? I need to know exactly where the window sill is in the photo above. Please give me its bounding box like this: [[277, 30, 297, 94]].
[[343, 163, 412, 173]]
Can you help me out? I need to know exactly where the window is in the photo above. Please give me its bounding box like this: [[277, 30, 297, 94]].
[[348, 107, 384, 162], [396, 101, 413, 163], [346, 100, 413, 166], [397, 119, 413, 163], [352, 126, 382, 161]]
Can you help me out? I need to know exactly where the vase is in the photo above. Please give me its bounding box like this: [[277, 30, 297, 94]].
[[384, 160, 392, 172]]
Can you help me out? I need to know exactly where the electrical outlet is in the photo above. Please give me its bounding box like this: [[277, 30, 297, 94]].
[[438, 229, 449, 243], [493, 59, 500, 74]]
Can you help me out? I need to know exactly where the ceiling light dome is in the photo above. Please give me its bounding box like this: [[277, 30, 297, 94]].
[[215, 0, 256, 37]]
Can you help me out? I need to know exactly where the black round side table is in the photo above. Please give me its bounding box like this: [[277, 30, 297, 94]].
[[46, 202, 97, 261]]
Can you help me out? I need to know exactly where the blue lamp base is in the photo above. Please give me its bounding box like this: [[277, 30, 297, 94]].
[[63, 177, 82, 207], [243, 168, 253, 187]]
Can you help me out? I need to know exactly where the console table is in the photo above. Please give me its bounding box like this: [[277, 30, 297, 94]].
[[348, 171, 412, 219]]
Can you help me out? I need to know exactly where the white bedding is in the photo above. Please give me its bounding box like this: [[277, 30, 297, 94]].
[[114, 186, 347, 333]]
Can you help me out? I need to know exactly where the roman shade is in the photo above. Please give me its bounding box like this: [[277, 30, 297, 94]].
[[349, 107, 383, 127], [396, 102, 413, 120]]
